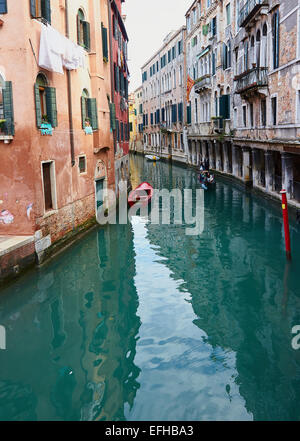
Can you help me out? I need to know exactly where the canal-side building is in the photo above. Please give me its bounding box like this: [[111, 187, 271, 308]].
[[129, 86, 144, 154], [185, 0, 234, 167], [109, 0, 130, 189], [0, 0, 116, 282], [141, 26, 187, 163], [129, 92, 137, 150], [185, 0, 300, 207]]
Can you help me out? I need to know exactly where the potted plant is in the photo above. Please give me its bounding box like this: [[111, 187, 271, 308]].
[[42, 115, 49, 124], [0, 119, 6, 133]]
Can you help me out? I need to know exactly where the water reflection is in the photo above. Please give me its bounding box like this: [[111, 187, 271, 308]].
[[129, 155, 300, 421], [0, 224, 141, 421]]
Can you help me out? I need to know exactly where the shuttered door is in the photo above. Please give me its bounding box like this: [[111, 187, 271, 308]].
[[0, 0, 7, 14], [96, 179, 104, 211], [45, 87, 57, 127], [42, 163, 53, 211], [219, 95, 230, 120], [3, 81, 15, 136]]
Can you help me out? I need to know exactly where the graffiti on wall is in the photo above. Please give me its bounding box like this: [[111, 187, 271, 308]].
[[0, 209, 14, 224]]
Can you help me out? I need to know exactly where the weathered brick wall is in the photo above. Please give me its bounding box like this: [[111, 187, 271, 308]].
[[36, 193, 95, 243], [0, 242, 35, 283]]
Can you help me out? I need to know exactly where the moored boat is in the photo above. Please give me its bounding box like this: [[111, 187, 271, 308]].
[[145, 154, 160, 161], [128, 182, 154, 207]]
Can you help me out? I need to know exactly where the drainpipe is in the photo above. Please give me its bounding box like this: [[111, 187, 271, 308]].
[[65, 0, 75, 166], [108, 0, 117, 154]]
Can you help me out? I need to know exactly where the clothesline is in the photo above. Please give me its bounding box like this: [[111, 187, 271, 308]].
[[39, 22, 86, 74]]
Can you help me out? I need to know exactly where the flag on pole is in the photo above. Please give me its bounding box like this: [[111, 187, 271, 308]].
[[187, 75, 195, 102]]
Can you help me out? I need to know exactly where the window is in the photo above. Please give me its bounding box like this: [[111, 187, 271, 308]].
[[42, 161, 56, 212], [77, 9, 90, 51], [261, 99, 266, 126], [212, 51, 216, 75], [30, 0, 51, 23], [211, 17, 217, 36], [226, 4, 231, 26], [81, 89, 98, 130], [178, 40, 183, 55], [0, 76, 14, 136], [34, 73, 57, 128], [79, 156, 86, 174], [297, 90, 300, 122], [243, 105, 247, 127], [271, 96, 277, 125], [250, 103, 254, 127], [0, 0, 7, 14], [172, 46, 176, 59], [101, 23, 108, 62], [195, 98, 198, 123], [272, 10, 280, 69]]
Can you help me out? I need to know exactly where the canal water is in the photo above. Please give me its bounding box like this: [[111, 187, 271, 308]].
[[0, 155, 300, 421]]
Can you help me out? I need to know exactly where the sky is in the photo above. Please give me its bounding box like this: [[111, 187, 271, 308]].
[[123, 0, 192, 93]]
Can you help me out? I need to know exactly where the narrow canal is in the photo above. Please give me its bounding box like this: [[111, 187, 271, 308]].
[[0, 155, 300, 421]]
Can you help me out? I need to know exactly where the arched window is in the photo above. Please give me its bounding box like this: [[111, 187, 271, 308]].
[[256, 30, 261, 67], [272, 10, 280, 69], [34, 72, 57, 129], [77, 9, 90, 51], [263, 23, 267, 36], [36, 73, 48, 121]]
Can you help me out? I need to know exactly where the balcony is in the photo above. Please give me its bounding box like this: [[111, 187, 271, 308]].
[[238, 0, 269, 28], [194, 75, 211, 94], [234, 67, 268, 97]]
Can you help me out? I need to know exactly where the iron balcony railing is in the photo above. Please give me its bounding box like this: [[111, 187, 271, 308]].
[[235, 67, 268, 94], [238, 0, 269, 28]]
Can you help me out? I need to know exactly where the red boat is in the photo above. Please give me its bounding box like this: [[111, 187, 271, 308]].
[[128, 182, 154, 208]]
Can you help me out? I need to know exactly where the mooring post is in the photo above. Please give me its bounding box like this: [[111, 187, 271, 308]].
[[280, 189, 292, 260]]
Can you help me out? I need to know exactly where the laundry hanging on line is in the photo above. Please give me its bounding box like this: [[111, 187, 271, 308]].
[[39, 23, 86, 74]]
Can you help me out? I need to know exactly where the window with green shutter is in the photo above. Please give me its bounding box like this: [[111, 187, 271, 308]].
[[34, 75, 57, 129], [101, 23, 108, 62], [219, 95, 230, 120], [30, 0, 51, 24], [45, 87, 57, 127], [110, 103, 116, 130], [87, 98, 98, 130], [77, 9, 90, 51], [0, 0, 7, 14], [2, 81, 15, 136]]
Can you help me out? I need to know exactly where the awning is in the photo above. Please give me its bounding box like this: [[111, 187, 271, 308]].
[[197, 46, 210, 60]]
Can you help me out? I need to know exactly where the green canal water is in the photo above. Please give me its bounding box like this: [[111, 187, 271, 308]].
[[0, 155, 300, 421]]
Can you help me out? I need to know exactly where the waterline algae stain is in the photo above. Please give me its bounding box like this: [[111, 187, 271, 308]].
[[0, 155, 299, 421]]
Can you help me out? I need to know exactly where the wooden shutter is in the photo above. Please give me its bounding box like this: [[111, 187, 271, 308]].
[[45, 87, 57, 127], [88, 98, 98, 130], [43, 0, 51, 24], [83, 21, 91, 51], [101, 23, 108, 60], [77, 14, 81, 45], [81, 96, 87, 128], [219, 95, 230, 120], [3, 81, 14, 136], [0, 0, 7, 14], [30, 0, 36, 17], [110, 103, 116, 130], [34, 83, 42, 128]]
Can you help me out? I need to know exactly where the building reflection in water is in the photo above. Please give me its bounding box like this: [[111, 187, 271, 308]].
[[0, 223, 141, 421], [130, 154, 300, 421]]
